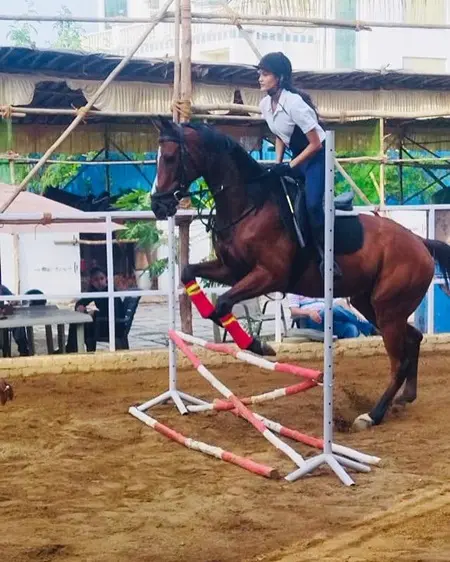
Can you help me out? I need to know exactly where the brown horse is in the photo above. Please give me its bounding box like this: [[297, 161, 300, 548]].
[[151, 118, 450, 430]]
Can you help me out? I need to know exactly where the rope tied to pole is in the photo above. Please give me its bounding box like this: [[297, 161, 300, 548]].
[[41, 213, 53, 226], [0, 105, 13, 119], [172, 99, 192, 121], [73, 104, 90, 122]]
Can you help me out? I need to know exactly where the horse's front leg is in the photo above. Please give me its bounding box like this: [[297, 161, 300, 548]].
[[180, 259, 235, 326], [215, 265, 279, 357], [181, 260, 274, 355]]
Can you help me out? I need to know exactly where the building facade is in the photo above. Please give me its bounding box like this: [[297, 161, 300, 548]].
[[84, 0, 450, 72]]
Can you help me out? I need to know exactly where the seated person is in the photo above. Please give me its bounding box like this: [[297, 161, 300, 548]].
[[287, 293, 377, 339], [0, 284, 29, 356], [66, 267, 126, 353]]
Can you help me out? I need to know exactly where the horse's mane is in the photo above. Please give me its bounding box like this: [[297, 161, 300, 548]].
[[184, 122, 297, 239]]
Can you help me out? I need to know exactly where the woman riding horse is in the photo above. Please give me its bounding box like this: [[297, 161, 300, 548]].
[[151, 76, 450, 431], [257, 52, 339, 276]]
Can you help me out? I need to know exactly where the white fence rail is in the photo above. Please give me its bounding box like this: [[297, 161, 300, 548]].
[[0, 204, 449, 352]]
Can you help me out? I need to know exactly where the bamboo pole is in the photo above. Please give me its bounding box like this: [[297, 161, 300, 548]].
[[172, 0, 181, 122], [369, 171, 381, 198], [178, 0, 193, 335], [2, 154, 448, 167], [217, 1, 262, 60], [379, 118, 386, 207], [334, 160, 371, 205], [0, 0, 174, 214], [3, 11, 450, 31], [6, 104, 450, 122]]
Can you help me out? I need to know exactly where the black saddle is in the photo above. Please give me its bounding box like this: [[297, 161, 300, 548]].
[[280, 178, 363, 256]]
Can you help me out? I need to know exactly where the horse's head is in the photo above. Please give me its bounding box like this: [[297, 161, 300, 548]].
[[151, 117, 203, 219]]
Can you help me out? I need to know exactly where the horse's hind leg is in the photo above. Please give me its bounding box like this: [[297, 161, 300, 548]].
[[353, 318, 410, 430], [394, 324, 423, 405]]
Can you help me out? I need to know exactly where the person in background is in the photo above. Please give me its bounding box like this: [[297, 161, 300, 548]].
[[287, 293, 377, 339], [66, 267, 126, 353], [0, 284, 29, 356]]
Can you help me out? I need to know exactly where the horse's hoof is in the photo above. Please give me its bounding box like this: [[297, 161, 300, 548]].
[[261, 342, 276, 356], [248, 339, 276, 357], [352, 413, 374, 432], [394, 393, 416, 405]]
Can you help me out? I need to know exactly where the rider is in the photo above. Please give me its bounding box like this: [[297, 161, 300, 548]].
[[257, 51, 339, 277]]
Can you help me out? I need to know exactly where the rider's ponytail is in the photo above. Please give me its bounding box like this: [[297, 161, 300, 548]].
[[280, 77, 320, 121]]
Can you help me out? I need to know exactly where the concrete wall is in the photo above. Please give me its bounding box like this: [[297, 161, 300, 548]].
[[0, 233, 81, 296]]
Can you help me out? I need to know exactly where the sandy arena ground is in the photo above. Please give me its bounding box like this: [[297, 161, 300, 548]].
[[0, 353, 449, 562]]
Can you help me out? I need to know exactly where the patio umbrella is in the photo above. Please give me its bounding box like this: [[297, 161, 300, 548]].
[[0, 183, 124, 234]]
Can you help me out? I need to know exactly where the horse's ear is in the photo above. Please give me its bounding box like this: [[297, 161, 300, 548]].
[[153, 115, 177, 133]]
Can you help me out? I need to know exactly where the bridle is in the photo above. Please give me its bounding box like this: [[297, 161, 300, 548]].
[[151, 126, 196, 208], [152, 124, 264, 236]]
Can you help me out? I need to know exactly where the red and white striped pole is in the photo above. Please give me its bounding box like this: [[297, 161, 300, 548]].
[[129, 407, 279, 479], [174, 330, 322, 381], [169, 330, 308, 471]]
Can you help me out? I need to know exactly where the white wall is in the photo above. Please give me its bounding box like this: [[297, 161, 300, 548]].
[[18, 234, 81, 296], [358, 28, 450, 71], [357, 0, 450, 71], [0, 234, 17, 293]]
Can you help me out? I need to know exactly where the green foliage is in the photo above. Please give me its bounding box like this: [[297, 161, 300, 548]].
[[7, 1, 39, 48], [52, 5, 85, 50], [40, 156, 82, 192], [335, 152, 433, 204], [114, 189, 161, 248], [189, 177, 214, 210], [115, 189, 168, 277]]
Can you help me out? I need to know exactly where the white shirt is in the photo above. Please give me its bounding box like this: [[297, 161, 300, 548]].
[[259, 89, 326, 149], [287, 293, 324, 311]]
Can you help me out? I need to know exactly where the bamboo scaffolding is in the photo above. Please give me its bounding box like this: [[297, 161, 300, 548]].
[[334, 160, 371, 205], [379, 118, 386, 206], [1, 155, 447, 168], [5, 104, 450, 123], [1, 11, 450, 31], [217, 1, 262, 60], [0, 0, 175, 214]]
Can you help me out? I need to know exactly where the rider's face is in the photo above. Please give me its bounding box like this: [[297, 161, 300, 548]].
[[258, 70, 279, 92]]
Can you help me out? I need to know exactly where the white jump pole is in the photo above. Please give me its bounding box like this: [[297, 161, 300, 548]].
[[129, 206, 207, 416], [286, 131, 370, 485]]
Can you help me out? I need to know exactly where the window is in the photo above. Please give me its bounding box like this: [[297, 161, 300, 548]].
[[104, 0, 127, 17], [404, 0, 445, 25], [403, 57, 447, 73]]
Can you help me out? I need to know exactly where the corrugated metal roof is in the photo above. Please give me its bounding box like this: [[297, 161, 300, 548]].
[[2, 46, 450, 91]]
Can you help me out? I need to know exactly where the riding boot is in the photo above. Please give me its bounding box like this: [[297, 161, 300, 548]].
[[312, 227, 342, 281]]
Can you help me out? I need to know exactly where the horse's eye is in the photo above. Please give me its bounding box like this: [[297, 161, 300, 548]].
[[162, 154, 176, 164]]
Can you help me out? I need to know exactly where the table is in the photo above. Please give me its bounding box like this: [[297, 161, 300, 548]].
[[0, 305, 93, 356]]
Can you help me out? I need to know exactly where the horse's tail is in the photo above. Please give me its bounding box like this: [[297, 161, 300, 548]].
[[423, 238, 450, 289]]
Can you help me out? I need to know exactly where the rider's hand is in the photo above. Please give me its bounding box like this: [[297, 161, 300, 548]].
[[270, 162, 292, 177]]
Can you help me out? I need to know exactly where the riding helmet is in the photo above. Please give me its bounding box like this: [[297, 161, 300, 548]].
[[257, 52, 292, 81]]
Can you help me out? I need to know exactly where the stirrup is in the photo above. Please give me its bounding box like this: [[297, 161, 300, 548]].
[[319, 258, 342, 281], [315, 243, 342, 281]]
